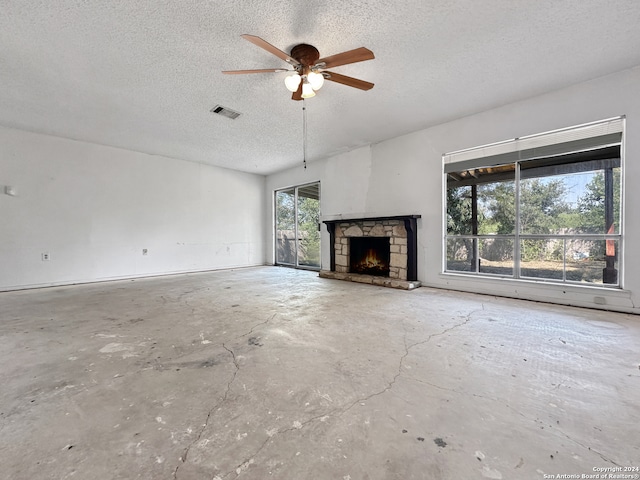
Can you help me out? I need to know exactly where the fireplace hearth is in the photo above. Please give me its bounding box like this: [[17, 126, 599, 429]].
[[320, 215, 421, 290]]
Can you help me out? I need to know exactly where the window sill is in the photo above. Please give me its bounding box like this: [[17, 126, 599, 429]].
[[436, 271, 635, 312]]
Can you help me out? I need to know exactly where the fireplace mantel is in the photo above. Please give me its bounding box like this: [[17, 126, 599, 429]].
[[323, 214, 421, 224], [321, 215, 421, 289]]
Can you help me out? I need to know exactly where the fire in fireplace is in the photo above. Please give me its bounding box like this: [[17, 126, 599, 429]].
[[350, 237, 390, 276]]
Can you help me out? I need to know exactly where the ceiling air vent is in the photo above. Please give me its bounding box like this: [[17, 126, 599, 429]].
[[210, 104, 241, 120]]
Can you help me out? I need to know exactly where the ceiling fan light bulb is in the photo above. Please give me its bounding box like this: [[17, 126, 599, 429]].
[[301, 82, 316, 98], [308, 71, 324, 90], [284, 74, 301, 92]]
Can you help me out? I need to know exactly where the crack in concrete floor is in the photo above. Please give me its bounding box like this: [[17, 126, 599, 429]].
[[203, 303, 624, 478], [173, 315, 273, 479], [208, 308, 480, 479], [172, 346, 239, 480]]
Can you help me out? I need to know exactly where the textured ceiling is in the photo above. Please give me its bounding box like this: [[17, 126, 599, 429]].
[[2, 1, 640, 175]]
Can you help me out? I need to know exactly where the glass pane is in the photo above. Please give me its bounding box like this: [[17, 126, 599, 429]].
[[478, 179, 516, 235], [520, 238, 564, 280], [566, 239, 619, 285], [297, 184, 321, 268], [574, 168, 621, 234], [446, 185, 473, 235], [519, 167, 621, 235], [446, 165, 515, 235], [479, 238, 513, 276], [275, 189, 296, 264], [519, 176, 572, 234], [446, 238, 476, 272]]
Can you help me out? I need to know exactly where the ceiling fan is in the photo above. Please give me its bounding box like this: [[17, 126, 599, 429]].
[[223, 34, 375, 100]]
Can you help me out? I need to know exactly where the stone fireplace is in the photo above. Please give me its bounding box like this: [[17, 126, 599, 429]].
[[320, 215, 421, 290]]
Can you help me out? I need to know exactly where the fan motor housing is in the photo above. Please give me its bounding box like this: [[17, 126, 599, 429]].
[[290, 44, 320, 66]]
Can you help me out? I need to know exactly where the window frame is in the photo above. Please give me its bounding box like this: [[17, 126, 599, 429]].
[[442, 118, 624, 289]]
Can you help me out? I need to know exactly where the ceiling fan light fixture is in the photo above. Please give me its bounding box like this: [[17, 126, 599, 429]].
[[284, 73, 302, 92], [223, 35, 375, 101], [301, 81, 316, 98], [307, 71, 324, 91]]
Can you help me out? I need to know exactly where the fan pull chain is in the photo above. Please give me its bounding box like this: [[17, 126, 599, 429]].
[[302, 99, 307, 170]]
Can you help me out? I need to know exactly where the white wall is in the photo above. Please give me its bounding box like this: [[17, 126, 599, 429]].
[[266, 66, 640, 313], [0, 127, 265, 290]]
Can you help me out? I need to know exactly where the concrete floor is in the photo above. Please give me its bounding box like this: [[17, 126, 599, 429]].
[[1, 267, 639, 480]]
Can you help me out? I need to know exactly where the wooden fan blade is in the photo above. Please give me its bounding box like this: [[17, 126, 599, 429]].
[[222, 68, 289, 74], [292, 82, 303, 101], [317, 47, 374, 69], [241, 34, 298, 65], [323, 71, 374, 90]]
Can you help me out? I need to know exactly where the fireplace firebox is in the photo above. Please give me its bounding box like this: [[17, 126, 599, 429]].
[[350, 237, 390, 276]]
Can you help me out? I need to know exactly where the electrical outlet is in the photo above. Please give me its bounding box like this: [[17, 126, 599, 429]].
[[42, 252, 50, 261], [142, 249, 148, 256]]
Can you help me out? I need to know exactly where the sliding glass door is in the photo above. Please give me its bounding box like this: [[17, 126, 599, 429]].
[[275, 188, 296, 265], [275, 182, 320, 269]]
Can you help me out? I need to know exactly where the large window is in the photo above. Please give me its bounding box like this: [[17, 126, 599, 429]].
[[444, 118, 623, 287]]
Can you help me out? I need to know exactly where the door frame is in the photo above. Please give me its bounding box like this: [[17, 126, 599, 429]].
[[274, 181, 321, 270]]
